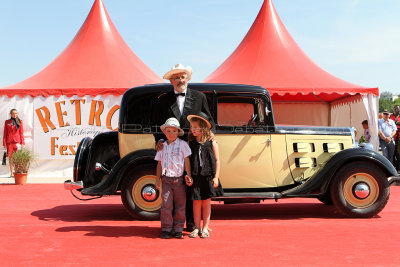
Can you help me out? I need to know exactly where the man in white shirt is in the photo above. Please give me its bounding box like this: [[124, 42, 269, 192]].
[[154, 64, 214, 144], [378, 109, 397, 164]]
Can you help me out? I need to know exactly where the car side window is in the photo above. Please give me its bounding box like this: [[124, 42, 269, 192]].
[[216, 96, 266, 127], [120, 92, 160, 133]]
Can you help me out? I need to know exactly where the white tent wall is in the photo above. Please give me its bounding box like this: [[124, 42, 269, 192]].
[[273, 96, 374, 146], [0, 95, 122, 178], [362, 94, 379, 151], [330, 95, 369, 142], [272, 102, 330, 126]]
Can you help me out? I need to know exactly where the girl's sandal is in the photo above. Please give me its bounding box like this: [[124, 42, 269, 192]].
[[189, 229, 199, 238], [200, 230, 209, 238]]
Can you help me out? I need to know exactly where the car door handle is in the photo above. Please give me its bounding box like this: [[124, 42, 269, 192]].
[[262, 139, 271, 145]]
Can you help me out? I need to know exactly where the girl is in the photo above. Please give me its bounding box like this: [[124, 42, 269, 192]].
[[3, 109, 25, 177], [187, 112, 223, 238]]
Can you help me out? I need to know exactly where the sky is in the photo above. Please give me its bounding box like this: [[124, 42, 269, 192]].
[[0, 0, 399, 94]]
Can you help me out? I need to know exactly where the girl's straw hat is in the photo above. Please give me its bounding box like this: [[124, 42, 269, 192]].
[[160, 117, 184, 136], [187, 112, 212, 129]]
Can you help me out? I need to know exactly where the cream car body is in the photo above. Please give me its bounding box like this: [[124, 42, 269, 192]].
[[65, 84, 400, 219]]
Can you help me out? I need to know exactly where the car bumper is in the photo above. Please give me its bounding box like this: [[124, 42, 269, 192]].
[[64, 180, 84, 190], [388, 176, 400, 186]]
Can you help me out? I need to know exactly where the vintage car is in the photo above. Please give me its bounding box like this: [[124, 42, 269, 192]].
[[65, 83, 400, 220]]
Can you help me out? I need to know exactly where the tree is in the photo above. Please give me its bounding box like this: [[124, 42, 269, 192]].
[[379, 98, 393, 112], [380, 91, 393, 100]]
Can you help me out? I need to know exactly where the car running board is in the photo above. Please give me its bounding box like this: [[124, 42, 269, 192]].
[[215, 192, 282, 199]]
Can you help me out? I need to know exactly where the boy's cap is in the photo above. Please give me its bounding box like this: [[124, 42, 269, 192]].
[[187, 112, 212, 129], [160, 117, 184, 136], [383, 109, 390, 114]]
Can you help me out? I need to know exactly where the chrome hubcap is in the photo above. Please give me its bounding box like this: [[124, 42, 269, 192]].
[[142, 185, 157, 202], [353, 182, 370, 199]]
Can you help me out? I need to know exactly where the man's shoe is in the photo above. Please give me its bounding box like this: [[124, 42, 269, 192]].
[[160, 231, 171, 239], [185, 225, 196, 232], [173, 232, 183, 239]]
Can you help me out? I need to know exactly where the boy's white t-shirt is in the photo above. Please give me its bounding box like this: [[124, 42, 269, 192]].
[[154, 138, 192, 177]]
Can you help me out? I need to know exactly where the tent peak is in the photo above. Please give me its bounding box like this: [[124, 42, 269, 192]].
[[204, 0, 378, 100], [1, 0, 163, 96]]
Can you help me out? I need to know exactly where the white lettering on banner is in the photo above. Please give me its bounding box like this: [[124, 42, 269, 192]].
[[33, 96, 122, 159]]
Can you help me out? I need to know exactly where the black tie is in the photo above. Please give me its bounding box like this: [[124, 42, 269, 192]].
[[175, 93, 185, 97]]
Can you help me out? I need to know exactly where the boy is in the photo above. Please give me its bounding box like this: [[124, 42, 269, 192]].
[[155, 117, 192, 239], [361, 120, 371, 143]]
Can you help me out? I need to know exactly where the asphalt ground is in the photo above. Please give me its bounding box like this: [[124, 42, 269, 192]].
[[1, 183, 400, 266]]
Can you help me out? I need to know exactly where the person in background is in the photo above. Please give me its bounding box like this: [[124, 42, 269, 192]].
[[3, 109, 25, 177], [378, 109, 397, 164], [389, 105, 400, 170], [361, 120, 371, 143]]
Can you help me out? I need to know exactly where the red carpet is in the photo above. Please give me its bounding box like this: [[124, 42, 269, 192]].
[[1, 184, 400, 266]]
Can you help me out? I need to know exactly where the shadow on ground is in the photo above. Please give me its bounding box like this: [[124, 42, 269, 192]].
[[31, 204, 132, 222], [211, 202, 350, 220], [56, 225, 159, 238], [30, 201, 365, 223]]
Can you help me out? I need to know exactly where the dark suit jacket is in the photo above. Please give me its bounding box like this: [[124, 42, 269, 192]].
[[154, 88, 214, 142], [3, 119, 25, 146]]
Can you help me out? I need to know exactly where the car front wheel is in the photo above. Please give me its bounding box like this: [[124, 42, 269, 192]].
[[121, 164, 161, 220], [330, 161, 390, 218]]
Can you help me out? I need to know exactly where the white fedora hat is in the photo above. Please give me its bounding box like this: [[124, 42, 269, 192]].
[[163, 63, 192, 80], [160, 117, 184, 136]]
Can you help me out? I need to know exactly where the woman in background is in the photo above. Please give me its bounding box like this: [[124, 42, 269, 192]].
[[3, 109, 25, 177]]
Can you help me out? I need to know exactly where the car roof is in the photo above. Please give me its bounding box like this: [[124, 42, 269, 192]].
[[124, 83, 270, 97]]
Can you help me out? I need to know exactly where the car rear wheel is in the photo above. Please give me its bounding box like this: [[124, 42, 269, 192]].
[[121, 164, 161, 220], [330, 161, 390, 218]]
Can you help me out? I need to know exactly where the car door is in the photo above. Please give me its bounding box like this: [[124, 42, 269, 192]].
[[215, 94, 276, 189]]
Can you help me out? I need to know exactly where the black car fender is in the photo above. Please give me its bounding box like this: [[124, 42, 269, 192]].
[[282, 148, 397, 197], [81, 149, 156, 196], [73, 137, 92, 182]]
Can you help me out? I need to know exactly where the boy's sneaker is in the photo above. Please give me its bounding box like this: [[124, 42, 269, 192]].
[[160, 231, 171, 239], [173, 232, 183, 239]]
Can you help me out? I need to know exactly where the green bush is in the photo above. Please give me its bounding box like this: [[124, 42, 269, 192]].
[[11, 148, 35, 173]]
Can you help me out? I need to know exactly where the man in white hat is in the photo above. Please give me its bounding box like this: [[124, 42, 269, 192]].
[[155, 64, 214, 143], [154, 63, 214, 231]]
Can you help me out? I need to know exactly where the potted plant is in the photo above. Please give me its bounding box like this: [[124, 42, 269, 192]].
[[359, 134, 366, 144], [11, 147, 35, 185]]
